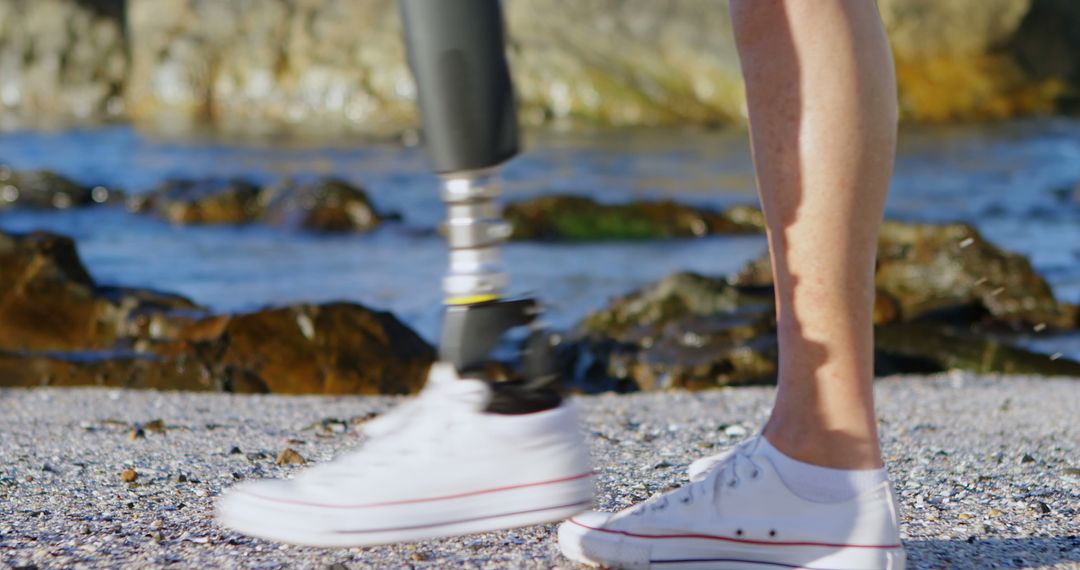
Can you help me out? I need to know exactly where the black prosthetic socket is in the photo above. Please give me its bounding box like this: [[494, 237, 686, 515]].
[[398, 0, 519, 173]]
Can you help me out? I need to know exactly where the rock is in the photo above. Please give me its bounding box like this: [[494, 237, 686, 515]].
[[119, 469, 138, 483], [5, 0, 1080, 130], [262, 178, 384, 233], [0, 0, 127, 128], [882, 0, 1067, 122], [171, 303, 435, 395], [275, 448, 306, 467], [0, 231, 114, 351], [129, 178, 263, 225], [505, 195, 759, 241], [734, 218, 1078, 331], [0, 230, 208, 352], [874, 323, 1080, 376], [125, 0, 414, 136], [0, 169, 95, 210], [0, 229, 434, 394], [875, 222, 1076, 330], [110, 0, 1080, 133], [568, 273, 778, 391], [572, 241, 1080, 390], [129, 177, 388, 233], [0, 351, 220, 391]]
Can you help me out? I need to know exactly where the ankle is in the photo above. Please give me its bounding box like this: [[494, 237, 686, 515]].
[[762, 422, 883, 470]]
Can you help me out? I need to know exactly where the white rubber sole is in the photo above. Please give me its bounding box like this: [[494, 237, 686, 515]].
[[559, 516, 906, 570], [218, 472, 594, 547]]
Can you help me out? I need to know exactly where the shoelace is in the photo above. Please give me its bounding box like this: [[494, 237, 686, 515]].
[[634, 439, 763, 515]]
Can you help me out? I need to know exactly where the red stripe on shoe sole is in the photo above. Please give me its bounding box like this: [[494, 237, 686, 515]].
[[332, 499, 593, 534], [568, 518, 902, 550], [238, 471, 594, 509]]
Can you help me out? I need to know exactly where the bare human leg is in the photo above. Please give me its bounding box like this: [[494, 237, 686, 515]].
[[732, 0, 898, 470], [560, 3, 905, 567]]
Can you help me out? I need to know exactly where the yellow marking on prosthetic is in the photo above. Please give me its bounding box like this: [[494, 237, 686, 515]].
[[444, 294, 500, 306]]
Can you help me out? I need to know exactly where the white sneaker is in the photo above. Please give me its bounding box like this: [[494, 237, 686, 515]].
[[559, 437, 905, 570], [217, 363, 594, 547]]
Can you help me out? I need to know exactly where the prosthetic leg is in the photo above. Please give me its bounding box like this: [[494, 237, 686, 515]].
[[216, 2, 590, 546], [401, 0, 562, 413]]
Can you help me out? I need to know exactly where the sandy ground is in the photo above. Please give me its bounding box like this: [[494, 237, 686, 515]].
[[1, 372, 1078, 569]]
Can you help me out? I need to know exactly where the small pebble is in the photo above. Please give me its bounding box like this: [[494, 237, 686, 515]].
[[276, 449, 306, 466], [120, 469, 138, 483]]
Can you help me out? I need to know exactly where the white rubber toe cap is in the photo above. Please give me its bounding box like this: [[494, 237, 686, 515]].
[[559, 511, 614, 567]]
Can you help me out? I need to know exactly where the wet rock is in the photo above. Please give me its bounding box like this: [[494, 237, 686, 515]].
[[171, 303, 435, 395], [130, 178, 263, 225], [875, 222, 1076, 330], [275, 449, 306, 467], [568, 273, 777, 391], [0, 229, 433, 394], [0, 351, 219, 391], [120, 469, 138, 483], [129, 177, 389, 233], [874, 323, 1080, 376], [0, 230, 208, 352], [0, 231, 114, 351], [734, 218, 1078, 331], [262, 178, 384, 233], [505, 195, 758, 241], [0, 169, 97, 210], [572, 243, 1080, 390]]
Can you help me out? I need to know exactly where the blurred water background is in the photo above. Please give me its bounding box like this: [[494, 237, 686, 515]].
[[0, 120, 1078, 359]]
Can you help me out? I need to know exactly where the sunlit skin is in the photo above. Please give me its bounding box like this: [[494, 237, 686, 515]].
[[731, 0, 898, 469]]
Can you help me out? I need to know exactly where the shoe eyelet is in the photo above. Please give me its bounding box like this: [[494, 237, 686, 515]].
[[769, 529, 777, 537], [735, 529, 743, 537], [752, 469, 760, 478]]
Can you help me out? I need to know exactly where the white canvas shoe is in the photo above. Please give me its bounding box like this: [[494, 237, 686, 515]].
[[217, 363, 594, 547], [559, 437, 905, 570]]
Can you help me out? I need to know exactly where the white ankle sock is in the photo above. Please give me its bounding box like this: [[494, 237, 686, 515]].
[[756, 437, 888, 503]]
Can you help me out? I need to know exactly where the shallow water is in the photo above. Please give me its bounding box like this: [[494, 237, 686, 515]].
[[1, 121, 1078, 358]]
